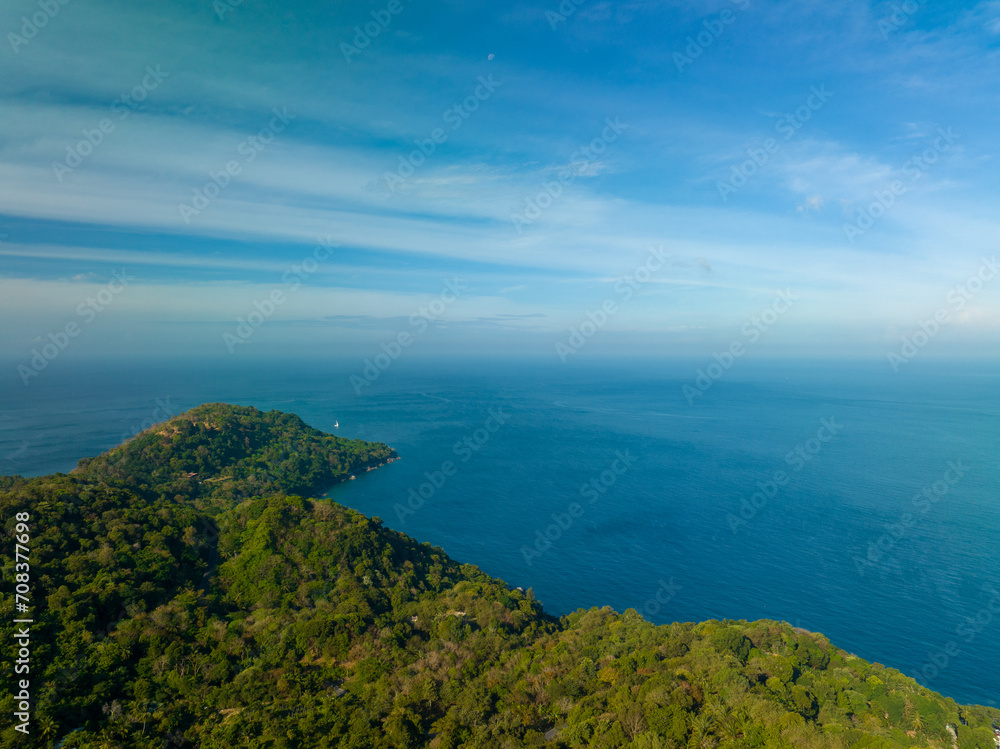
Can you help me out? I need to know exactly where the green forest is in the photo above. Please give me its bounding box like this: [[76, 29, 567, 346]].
[[2, 404, 998, 748]]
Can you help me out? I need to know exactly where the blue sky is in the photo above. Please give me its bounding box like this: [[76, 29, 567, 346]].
[[1, 0, 998, 371]]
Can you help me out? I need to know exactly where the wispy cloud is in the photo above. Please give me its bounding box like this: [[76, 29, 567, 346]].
[[0, 0, 997, 361]]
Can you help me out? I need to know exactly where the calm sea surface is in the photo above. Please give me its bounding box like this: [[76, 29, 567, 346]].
[[2, 357, 997, 707]]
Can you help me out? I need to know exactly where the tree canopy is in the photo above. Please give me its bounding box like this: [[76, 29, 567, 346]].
[[2, 404, 997, 748]]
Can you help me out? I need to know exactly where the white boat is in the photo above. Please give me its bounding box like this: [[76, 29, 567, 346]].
[[334, 421, 339, 428]]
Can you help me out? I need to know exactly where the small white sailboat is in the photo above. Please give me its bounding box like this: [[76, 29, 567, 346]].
[[333, 421, 339, 428]]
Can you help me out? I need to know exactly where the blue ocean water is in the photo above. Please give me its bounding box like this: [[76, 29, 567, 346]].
[[1, 357, 997, 708]]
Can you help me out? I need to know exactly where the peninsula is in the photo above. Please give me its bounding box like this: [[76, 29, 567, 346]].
[[1, 404, 997, 748]]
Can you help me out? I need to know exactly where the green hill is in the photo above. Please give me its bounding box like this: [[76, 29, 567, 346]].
[[73, 403, 397, 507], [1, 404, 997, 748]]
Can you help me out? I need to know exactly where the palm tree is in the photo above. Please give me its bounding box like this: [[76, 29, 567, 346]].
[[702, 696, 726, 721], [128, 701, 149, 736], [689, 712, 717, 749], [38, 715, 58, 743], [717, 711, 746, 743]]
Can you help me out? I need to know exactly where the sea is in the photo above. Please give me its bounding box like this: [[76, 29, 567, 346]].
[[1, 356, 997, 708]]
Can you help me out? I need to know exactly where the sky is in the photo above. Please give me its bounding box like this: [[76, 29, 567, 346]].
[[1, 0, 998, 375]]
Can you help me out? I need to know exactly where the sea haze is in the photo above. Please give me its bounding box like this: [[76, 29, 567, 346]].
[[1, 357, 997, 708]]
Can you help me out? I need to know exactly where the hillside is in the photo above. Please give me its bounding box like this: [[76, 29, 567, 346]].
[[73, 403, 397, 506], [1, 404, 998, 749]]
